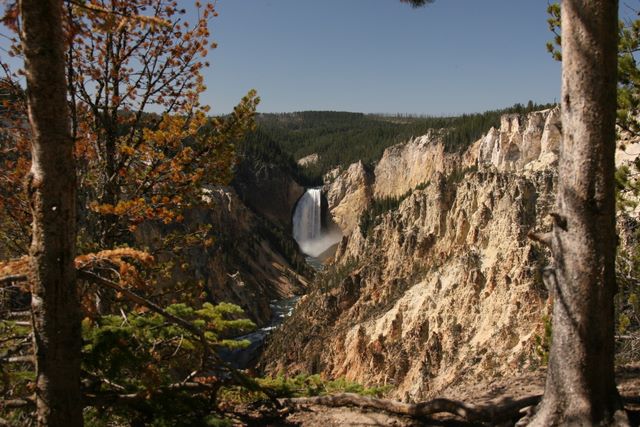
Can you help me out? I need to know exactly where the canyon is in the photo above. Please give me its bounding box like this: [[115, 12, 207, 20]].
[[141, 106, 637, 404], [260, 107, 626, 400]]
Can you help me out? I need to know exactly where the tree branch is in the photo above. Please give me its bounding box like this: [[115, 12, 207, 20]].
[[0, 274, 27, 285], [84, 381, 217, 407], [77, 270, 281, 407], [0, 396, 35, 409], [0, 355, 34, 364]]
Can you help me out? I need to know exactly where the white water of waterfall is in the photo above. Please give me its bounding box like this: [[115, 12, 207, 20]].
[[292, 188, 341, 257], [293, 188, 322, 243]]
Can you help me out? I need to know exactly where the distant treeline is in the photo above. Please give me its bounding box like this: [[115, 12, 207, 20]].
[[241, 101, 555, 185], [234, 128, 323, 187]]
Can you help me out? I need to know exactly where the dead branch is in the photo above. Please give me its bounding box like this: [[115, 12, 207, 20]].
[[279, 393, 542, 424], [0, 355, 34, 364], [615, 335, 639, 340], [6, 311, 30, 319], [84, 381, 218, 407], [10, 321, 30, 327], [0, 334, 29, 345], [0, 274, 27, 286], [0, 396, 34, 409], [549, 212, 567, 230]]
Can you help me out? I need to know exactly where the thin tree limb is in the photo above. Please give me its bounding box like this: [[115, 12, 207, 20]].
[[0, 355, 34, 364], [0, 396, 35, 409], [84, 381, 217, 407], [527, 231, 552, 248], [0, 274, 27, 285]]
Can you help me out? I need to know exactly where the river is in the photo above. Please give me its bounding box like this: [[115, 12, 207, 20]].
[[218, 296, 299, 369]]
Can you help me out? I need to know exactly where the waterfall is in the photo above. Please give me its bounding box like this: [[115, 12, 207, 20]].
[[292, 188, 341, 257], [293, 188, 322, 243]]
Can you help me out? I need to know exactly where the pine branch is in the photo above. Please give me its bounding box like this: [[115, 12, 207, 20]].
[[78, 270, 281, 407]]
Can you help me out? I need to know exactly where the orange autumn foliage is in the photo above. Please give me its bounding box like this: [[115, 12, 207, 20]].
[[0, 0, 259, 254], [1, 248, 153, 287]]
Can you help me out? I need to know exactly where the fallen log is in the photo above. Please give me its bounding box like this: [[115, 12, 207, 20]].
[[280, 393, 542, 424]]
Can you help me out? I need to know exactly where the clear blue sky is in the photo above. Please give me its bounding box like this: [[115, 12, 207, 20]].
[[204, 0, 562, 115]]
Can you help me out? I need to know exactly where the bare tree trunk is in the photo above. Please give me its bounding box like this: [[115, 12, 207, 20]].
[[20, 0, 83, 426], [527, 0, 628, 425]]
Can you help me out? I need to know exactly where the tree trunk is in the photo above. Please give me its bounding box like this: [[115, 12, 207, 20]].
[[527, 0, 628, 425], [20, 0, 83, 426]]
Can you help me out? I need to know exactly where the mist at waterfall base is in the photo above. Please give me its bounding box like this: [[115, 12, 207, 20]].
[[292, 189, 342, 258]]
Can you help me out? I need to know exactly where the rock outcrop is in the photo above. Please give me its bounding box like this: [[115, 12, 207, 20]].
[[298, 153, 320, 167], [323, 161, 373, 235], [323, 108, 561, 236], [475, 108, 561, 171], [261, 108, 564, 399], [373, 130, 460, 199]]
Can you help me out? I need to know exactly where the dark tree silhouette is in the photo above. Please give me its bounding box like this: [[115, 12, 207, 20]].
[[400, 0, 434, 7]]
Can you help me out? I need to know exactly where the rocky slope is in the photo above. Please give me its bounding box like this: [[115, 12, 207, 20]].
[[260, 108, 563, 399], [136, 186, 310, 326], [233, 132, 306, 229], [233, 157, 304, 229]]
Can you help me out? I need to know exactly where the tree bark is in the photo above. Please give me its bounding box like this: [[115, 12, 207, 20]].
[[528, 0, 628, 425], [20, 0, 83, 426]]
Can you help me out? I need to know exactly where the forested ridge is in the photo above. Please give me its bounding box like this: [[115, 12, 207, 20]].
[[251, 102, 555, 183]]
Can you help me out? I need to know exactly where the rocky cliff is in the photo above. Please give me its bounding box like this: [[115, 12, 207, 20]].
[[323, 161, 374, 235], [233, 160, 304, 229], [260, 108, 563, 399], [475, 108, 561, 172], [323, 108, 561, 237], [373, 129, 459, 199]]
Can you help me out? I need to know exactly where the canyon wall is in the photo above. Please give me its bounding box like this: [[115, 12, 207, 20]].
[[323, 108, 561, 237], [233, 159, 305, 229], [136, 186, 309, 326], [373, 129, 459, 199], [261, 108, 563, 399]]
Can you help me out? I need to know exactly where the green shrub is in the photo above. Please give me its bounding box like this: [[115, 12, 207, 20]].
[[218, 373, 392, 406]]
